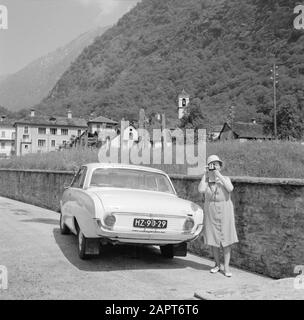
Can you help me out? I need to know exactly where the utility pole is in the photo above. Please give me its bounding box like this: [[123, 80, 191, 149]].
[[270, 63, 279, 139], [227, 105, 235, 129]]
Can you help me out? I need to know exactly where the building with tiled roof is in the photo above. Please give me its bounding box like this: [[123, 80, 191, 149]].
[[0, 116, 16, 158], [209, 124, 225, 141], [219, 120, 273, 141], [15, 110, 87, 128], [14, 110, 87, 156], [87, 115, 118, 135]]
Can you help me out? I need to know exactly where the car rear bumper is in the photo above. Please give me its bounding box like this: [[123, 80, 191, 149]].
[[95, 224, 203, 245]]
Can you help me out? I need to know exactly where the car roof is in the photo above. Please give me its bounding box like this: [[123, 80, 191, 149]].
[[83, 163, 167, 175]]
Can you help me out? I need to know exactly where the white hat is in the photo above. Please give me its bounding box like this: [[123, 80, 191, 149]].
[[207, 155, 223, 166]]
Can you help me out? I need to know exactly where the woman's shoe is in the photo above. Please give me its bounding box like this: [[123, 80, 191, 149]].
[[224, 271, 232, 277], [210, 266, 220, 273]]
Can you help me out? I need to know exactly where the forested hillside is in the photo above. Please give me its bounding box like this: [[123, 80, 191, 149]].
[[36, 0, 304, 138]]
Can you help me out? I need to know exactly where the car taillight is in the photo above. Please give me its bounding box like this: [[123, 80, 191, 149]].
[[104, 214, 116, 228], [183, 217, 195, 232]]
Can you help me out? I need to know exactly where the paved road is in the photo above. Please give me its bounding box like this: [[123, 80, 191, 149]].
[[0, 196, 301, 300]]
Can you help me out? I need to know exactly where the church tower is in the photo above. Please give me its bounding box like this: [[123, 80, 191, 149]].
[[178, 89, 190, 119]]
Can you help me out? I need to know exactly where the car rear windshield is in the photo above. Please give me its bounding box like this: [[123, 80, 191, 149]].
[[89, 168, 175, 194]]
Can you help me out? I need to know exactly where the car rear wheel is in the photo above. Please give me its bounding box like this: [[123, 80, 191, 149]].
[[160, 244, 174, 259], [78, 229, 89, 260], [59, 213, 70, 235], [75, 221, 100, 259]]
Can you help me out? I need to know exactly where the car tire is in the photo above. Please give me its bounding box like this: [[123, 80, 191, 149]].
[[77, 228, 90, 260], [160, 244, 174, 259], [59, 213, 70, 235]]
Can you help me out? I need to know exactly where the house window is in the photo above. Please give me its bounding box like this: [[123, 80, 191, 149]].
[[97, 124, 101, 130], [24, 126, 29, 134], [51, 140, 56, 147], [61, 129, 68, 135], [38, 139, 46, 147], [23, 135, 29, 140], [1, 131, 5, 138], [50, 128, 57, 135], [24, 145, 28, 149], [78, 130, 81, 136], [38, 127, 46, 135], [1, 142, 5, 149], [11, 132, 16, 139]]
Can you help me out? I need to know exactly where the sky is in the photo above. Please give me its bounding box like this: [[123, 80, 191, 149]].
[[0, 0, 140, 76]]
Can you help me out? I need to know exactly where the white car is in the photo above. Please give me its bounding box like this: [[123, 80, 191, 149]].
[[60, 163, 204, 259]]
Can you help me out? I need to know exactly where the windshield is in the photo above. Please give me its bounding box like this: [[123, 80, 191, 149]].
[[89, 168, 175, 194]]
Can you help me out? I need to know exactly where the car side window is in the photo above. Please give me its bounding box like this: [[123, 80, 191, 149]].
[[79, 167, 87, 188], [71, 169, 81, 188], [71, 167, 86, 188]]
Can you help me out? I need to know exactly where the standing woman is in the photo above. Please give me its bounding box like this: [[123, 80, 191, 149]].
[[198, 155, 238, 277]]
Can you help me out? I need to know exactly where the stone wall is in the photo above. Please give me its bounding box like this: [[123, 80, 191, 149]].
[[170, 174, 304, 279], [0, 168, 303, 279], [0, 169, 73, 212]]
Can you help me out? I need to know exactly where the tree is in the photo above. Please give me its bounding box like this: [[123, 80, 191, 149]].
[[276, 95, 304, 140], [179, 98, 210, 142], [179, 98, 208, 129]]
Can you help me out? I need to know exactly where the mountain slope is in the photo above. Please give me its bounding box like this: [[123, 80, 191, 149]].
[[0, 26, 109, 111], [0, 105, 13, 118], [36, 0, 304, 136]]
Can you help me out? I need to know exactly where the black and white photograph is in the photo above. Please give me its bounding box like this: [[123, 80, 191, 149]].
[[0, 0, 304, 304]]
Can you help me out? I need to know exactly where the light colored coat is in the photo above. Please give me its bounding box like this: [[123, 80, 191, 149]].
[[198, 174, 238, 248]]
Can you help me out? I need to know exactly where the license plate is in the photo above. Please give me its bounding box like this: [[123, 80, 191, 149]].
[[133, 218, 167, 229]]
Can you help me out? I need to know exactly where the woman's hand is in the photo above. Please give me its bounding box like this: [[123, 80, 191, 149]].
[[214, 169, 222, 178], [213, 170, 222, 184], [214, 170, 234, 192]]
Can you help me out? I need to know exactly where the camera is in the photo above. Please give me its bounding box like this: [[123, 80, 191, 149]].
[[208, 163, 216, 171]]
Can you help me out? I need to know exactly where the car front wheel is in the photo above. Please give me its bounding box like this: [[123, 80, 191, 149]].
[[160, 244, 174, 259]]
